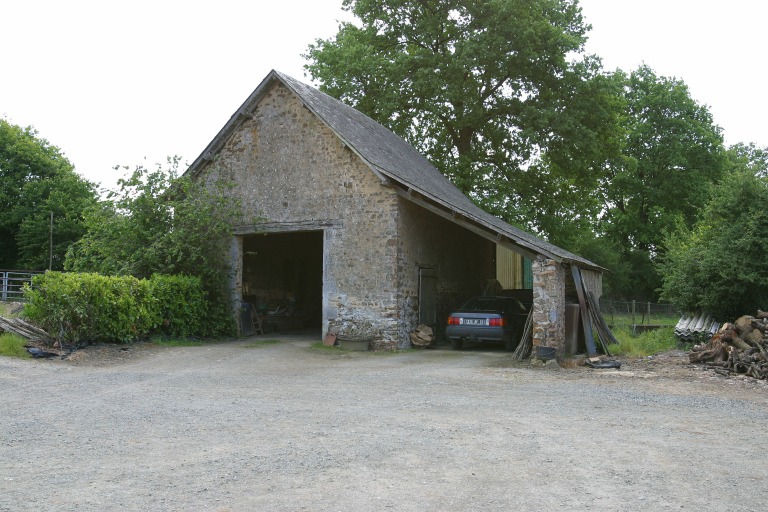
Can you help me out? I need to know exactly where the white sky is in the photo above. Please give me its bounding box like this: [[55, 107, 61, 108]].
[[2, 0, 766, 189]]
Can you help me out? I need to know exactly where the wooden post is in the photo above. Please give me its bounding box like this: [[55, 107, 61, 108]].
[[632, 300, 636, 325]]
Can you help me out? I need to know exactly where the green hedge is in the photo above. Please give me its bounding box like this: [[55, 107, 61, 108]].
[[147, 274, 206, 338], [23, 272, 211, 344]]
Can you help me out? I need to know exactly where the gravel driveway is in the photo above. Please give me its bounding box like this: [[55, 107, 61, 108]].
[[2, 334, 767, 511]]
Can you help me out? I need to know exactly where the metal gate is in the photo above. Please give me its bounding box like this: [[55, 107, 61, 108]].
[[1, 271, 41, 302]]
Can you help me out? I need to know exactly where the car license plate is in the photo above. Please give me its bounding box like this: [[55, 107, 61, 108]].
[[461, 318, 487, 326]]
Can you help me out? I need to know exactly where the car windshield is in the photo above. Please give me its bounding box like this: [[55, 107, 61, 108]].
[[460, 297, 526, 314]]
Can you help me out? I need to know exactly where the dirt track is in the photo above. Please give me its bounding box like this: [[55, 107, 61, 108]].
[[1, 335, 767, 511]]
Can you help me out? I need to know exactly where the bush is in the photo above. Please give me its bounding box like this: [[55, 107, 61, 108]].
[[23, 272, 155, 344], [147, 274, 206, 338], [22, 272, 216, 345]]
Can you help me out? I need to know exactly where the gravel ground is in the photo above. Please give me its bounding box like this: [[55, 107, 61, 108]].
[[1, 334, 767, 511]]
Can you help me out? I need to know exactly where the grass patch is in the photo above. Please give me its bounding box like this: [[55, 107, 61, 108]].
[[609, 327, 678, 357], [603, 314, 680, 329], [242, 339, 280, 348], [0, 333, 31, 358]]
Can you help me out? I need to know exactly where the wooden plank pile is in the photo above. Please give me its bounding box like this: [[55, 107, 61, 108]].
[[689, 311, 768, 380], [0, 316, 51, 344]]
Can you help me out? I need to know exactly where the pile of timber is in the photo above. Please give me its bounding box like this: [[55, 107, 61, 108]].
[[512, 308, 534, 360], [0, 316, 51, 344], [689, 312, 768, 380], [586, 291, 619, 353], [409, 324, 435, 347]]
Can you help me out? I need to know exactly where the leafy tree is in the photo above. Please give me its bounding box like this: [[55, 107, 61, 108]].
[[0, 119, 97, 269], [602, 66, 725, 254], [659, 165, 768, 320], [724, 142, 768, 177], [305, 0, 623, 232], [595, 66, 726, 299], [65, 158, 244, 335]]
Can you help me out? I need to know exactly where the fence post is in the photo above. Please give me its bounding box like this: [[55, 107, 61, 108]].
[[647, 302, 651, 325], [1, 272, 7, 302], [632, 300, 636, 325]]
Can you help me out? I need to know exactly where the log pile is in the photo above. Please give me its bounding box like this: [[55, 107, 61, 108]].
[[689, 312, 768, 380], [409, 324, 435, 347], [0, 316, 52, 344]]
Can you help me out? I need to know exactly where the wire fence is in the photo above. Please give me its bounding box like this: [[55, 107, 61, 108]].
[[598, 299, 681, 329]]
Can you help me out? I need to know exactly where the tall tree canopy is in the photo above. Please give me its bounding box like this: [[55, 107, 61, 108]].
[[598, 66, 726, 299], [659, 152, 768, 320], [0, 119, 97, 270], [305, 1, 727, 300], [306, 0, 622, 232]]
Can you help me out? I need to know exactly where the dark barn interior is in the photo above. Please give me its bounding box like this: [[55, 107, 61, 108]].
[[241, 231, 323, 332]]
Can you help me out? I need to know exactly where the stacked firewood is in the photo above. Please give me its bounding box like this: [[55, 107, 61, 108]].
[[689, 312, 768, 379]]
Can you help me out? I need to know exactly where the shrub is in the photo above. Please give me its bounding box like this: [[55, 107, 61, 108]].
[[148, 274, 206, 338], [22, 272, 216, 345], [23, 272, 155, 344]]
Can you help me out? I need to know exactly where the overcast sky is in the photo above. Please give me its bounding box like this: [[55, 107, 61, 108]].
[[2, 0, 766, 189]]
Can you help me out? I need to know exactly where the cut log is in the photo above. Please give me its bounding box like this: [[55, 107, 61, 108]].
[[744, 329, 764, 347], [689, 342, 729, 364], [731, 337, 752, 351], [734, 316, 755, 336]]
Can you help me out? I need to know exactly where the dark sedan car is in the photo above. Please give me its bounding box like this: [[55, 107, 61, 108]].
[[445, 296, 528, 351]]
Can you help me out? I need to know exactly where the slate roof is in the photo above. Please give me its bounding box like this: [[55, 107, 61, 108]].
[[185, 70, 602, 271]]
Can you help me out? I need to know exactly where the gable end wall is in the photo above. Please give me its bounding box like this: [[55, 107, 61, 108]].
[[199, 82, 401, 345]]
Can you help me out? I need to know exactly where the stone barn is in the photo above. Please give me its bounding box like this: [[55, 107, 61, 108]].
[[183, 70, 604, 352]]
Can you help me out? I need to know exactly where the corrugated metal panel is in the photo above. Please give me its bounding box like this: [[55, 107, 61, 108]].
[[496, 246, 522, 289], [523, 257, 533, 289]]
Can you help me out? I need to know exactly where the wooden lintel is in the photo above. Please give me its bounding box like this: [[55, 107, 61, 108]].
[[234, 219, 342, 235]]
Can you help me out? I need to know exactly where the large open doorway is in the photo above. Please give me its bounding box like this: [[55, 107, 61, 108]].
[[240, 231, 323, 333]]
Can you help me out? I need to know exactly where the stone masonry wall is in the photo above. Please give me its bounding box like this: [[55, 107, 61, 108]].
[[199, 81, 401, 346], [532, 257, 566, 352]]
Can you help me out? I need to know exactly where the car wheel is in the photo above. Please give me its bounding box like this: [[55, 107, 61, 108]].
[[451, 339, 464, 350]]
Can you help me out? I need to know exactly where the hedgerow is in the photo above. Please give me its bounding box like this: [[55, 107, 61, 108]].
[[23, 272, 212, 345]]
